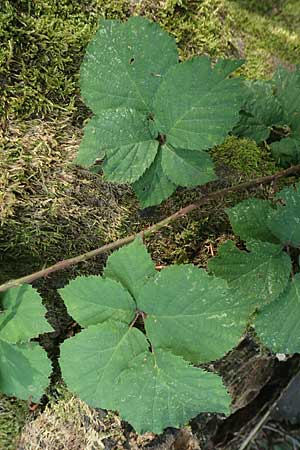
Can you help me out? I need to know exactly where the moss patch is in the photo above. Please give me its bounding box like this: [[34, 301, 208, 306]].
[[18, 386, 128, 450], [0, 395, 28, 450], [0, 119, 132, 270], [1, 0, 300, 447]]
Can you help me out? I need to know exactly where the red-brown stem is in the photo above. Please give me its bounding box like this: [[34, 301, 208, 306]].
[[1, 164, 300, 293]]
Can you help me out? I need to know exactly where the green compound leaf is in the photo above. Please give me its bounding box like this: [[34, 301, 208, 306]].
[[104, 238, 156, 300], [116, 349, 230, 434], [255, 274, 300, 354], [60, 322, 148, 411], [267, 183, 300, 248], [59, 240, 246, 433], [226, 198, 278, 243], [77, 19, 245, 206], [80, 17, 178, 114], [0, 341, 52, 402], [208, 240, 291, 307], [234, 80, 284, 142], [0, 284, 53, 344], [133, 148, 177, 208], [161, 144, 217, 187], [137, 265, 252, 364], [75, 109, 159, 182], [154, 57, 244, 150], [58, 276, 136, 327]]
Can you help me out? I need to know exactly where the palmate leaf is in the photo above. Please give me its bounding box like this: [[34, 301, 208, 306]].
[[226, 198, 278, 243], [77, 17, 245, 207], [267, 183, 300, 248], [137, 265, 252, 364], [59, 239, 245, 433], [0, 285, 53, 401], [255, 274, 300, 354], [116, 349, 230, 434], [208, 240, 292, 307]]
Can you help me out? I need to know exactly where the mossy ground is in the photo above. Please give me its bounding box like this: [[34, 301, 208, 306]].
[[1, 0, 300, 448]]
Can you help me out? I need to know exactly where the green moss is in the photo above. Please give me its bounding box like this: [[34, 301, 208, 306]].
[[0, 0, 131, 120], [0, 395, 28, 450], [18, 384, 127, 450], [227, 0, 300, 78], [211, 136, 277, 177]]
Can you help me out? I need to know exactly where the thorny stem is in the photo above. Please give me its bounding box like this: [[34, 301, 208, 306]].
[[1, 164, 300, 293]]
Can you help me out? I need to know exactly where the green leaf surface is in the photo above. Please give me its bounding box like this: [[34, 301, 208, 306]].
[[78, 108, 159, 181], [213, 58, 245, 78], [74, 116, 106, 166], [273, 66, 300, 117], [208, 240, 291, 306], [58, 276, 136, 328], [0, 341, 52, 402], [80, 17, 178, 114], [255, 274, 300, 354], [133, 148, 177, 207], [0, 285, 53, 344], [161, 144, 217, 187], [104, 238, 156, 299], [271, 137, 300, 168], [267, 183, 300, 248], [226, 198, 278, 243], [137, 265, 252, 363], [116, 349, 230, 434], [233, 80, 284, 142], [154, 57, 244, 150], [60, 322, 148, 410]]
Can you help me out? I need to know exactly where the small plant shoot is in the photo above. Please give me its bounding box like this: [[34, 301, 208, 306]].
[[58, 238, 255, 434], [0, 284, 53, 401], [234, 66, 300, 167], [209, 183, 300, 355], [75, 16, 244, 207]]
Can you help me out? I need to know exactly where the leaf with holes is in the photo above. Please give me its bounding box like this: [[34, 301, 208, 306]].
[[59, 238, 255, 433], [76, 17, 244, 206]]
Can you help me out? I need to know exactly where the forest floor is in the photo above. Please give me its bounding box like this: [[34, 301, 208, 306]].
[[1, 0, 300, 449]]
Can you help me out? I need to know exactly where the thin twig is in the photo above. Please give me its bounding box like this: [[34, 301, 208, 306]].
[[1, 164, 300, 293]]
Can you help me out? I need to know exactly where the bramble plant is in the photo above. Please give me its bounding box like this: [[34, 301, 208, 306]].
[[1, 14, 300, 439], [75, 16, 244, 207], [58, 238, 255, 434], [209, 182, 300, 353]]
